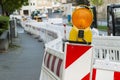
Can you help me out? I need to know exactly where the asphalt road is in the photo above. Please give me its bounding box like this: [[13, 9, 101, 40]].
[[0, 26, 45, 80]]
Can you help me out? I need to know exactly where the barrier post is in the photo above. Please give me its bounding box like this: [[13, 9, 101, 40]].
[[63, 24, 66, 40], [40, 48, 64, 80], [62, 24, 67, 52]]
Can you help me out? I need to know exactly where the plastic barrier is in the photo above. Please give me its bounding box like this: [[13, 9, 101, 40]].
[[63, 43, 93, 80], [48, 18, 63, 24], [21, 19, 120, 80], [91, 36, 120, 80], [38, 22, 64, 80], [21, 20, 64, 80], [22, 20, 71, 43], [10, 15, 22, 21], [40, 48, 64, 80], [39, 20, 93, 80], [45, 23, 71, 40], [91, 68, 120, 80], [40, 32, 120, 80], [40, 43, 93, 80]]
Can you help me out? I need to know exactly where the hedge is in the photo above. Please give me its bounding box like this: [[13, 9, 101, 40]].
[[0, 16, 9, 35]]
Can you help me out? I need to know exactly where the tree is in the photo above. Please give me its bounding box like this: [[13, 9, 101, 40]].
[[90, 0, 104, 20], [90, 0, 104, 8], [0, 0, 28, 16]]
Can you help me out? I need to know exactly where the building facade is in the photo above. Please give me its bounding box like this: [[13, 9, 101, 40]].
[[96, 0, 120, 20], [20, 0, 120, 19], [20, 0, 61, 16]]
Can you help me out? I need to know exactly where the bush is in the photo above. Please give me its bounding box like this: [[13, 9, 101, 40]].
[[0, 16, 9, 35]]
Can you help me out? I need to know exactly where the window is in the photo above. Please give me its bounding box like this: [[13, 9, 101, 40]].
[[23, 10, 29, 15], [33, 3, 35, 6]]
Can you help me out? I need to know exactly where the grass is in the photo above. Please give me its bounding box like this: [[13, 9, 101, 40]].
[[67, 22, 73, 26], [66, 22, 108, 31], [97, 25, 107, 31]]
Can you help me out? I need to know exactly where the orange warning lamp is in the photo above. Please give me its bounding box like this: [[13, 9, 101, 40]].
[[69, 6, 93, 44], [72, 8, 93, 29]]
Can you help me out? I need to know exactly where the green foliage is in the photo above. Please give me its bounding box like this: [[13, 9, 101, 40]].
[[98, 25, 107, 31], [0, 0, 28, 15], [0, 16, 9, 21], [90, 0, 104, 6], [0, 16, 9, 35]]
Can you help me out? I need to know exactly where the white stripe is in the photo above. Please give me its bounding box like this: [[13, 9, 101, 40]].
[[63, 48, 93, 80], [54, 58, 59, 74], [60, 61, 63, 79], [44, 53, 49, 67], [95, 69, 114, 80], [49, 55, 53, 69]]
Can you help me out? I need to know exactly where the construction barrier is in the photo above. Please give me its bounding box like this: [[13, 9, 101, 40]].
[[21, 19, 71, 42], [40, 43, 93, 80], [91, 36, 120, 80], [20, 19, 120, 80], [39, 32, 120, 80], [48, 18, 63, 24], [22, 19, 93, 80], [63, 43, 93, 80], [40, 48, 64, 80]]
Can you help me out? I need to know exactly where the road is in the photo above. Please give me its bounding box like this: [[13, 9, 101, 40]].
[[0, 26, 44, 80]]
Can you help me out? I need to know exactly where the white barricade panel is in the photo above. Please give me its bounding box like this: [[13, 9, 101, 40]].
[[63, 43, 93, 80], [40, 48, 64, 80], [93, 46, 120, 71], [91, 45, 120, 80], [24, 24, 29, 31], [91, 68, 120, 80], [48, 18, 63, 24], [92, 36, 120, 47]]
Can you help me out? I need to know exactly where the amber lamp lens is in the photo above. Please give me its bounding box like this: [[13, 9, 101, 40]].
[[72, 8, 93, 29]]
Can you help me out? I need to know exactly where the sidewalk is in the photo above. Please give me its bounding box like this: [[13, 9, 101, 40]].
[[0, 27, 44, 80]]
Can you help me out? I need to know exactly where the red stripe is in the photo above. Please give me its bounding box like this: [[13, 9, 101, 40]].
[[65, 44, 92, 69], [56, 59, 62, 77], [114, 71, 120, 80], [92, 69, 96, 80], [81, 72, 90, 80], [47, 54, 51, 68], [64, 30, 66, 33], [51, 56, 56, 72]]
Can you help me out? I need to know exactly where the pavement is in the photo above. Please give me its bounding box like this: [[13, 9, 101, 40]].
[[0, 26, 45, 80]]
